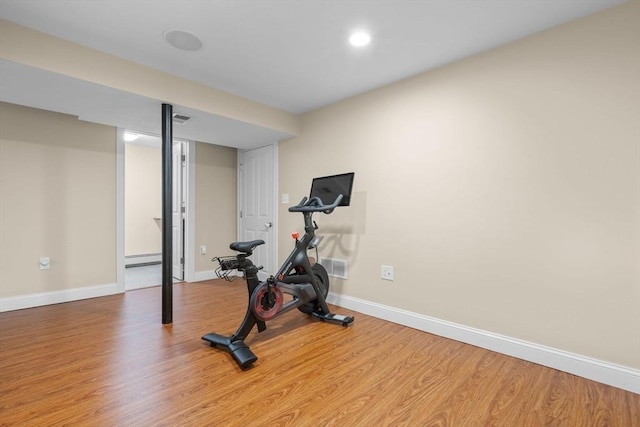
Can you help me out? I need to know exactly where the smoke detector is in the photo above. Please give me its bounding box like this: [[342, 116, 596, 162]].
[[172, 113, 192, 124]]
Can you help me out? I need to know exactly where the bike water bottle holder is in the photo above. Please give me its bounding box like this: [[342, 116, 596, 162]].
[[308, 235, 323, 249], [212, 256, 241, 281]]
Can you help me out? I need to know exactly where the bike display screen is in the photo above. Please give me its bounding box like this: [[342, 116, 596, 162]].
[[309, 172, 355, 207]]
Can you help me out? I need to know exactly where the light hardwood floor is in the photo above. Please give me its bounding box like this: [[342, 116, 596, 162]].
[[1, 280, 638, 426]]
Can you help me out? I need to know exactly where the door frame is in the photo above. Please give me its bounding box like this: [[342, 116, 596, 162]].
[[172, 140, 186, 281], [237, 143, 278, 279], [116, 129, 195, 293]]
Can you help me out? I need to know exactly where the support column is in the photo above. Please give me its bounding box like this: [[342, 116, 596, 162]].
[[162, 104, 173, 324]]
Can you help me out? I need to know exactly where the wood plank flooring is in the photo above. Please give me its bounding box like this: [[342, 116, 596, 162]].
[[1, 280, 638, 426]]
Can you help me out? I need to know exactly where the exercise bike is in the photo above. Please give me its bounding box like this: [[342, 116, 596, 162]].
[[202, 193, 354, 369]]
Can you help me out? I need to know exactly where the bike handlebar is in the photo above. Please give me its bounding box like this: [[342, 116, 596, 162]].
[[288, 194, 343, 214]]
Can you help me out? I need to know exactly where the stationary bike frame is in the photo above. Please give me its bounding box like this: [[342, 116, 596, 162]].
[[202, 195, 354, 369]]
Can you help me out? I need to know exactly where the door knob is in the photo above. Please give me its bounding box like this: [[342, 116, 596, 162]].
[[265, 222, 273, 228]]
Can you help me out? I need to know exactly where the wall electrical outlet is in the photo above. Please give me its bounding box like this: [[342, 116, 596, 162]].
[[381, 265, 394, 281]]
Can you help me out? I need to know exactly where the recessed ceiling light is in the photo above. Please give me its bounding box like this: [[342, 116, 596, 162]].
[[163, 29, 203, 51], [124, 132, 139, 142], [349, 31, 371, 47]]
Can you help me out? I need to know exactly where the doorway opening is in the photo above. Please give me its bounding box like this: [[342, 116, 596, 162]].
[[121, 130, 189, 290]]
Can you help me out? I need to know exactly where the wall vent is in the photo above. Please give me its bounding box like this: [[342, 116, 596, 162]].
[[172, 113, 192, 124], [319, 257, 348, 279]]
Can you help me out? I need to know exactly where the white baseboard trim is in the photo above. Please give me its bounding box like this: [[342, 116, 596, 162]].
[[327, 292, 640, 394], [0, 283, 119, 313], [193, 269, 218, 282], [193, 269, 239, 282], [125, 282, 161, 291]]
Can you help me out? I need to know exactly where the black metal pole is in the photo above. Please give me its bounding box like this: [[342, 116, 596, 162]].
[[162, 103, 173, 324]]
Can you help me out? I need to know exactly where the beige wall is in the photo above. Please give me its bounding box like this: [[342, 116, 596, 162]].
[[279, 2, 639, 368], [194, 142, 237, 272], [125, 143, 161, 256], [0, 101, 239, 297], [0, 102, 117, 297]]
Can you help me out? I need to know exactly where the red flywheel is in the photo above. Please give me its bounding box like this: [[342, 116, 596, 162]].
[[250, 283, 284, 321]]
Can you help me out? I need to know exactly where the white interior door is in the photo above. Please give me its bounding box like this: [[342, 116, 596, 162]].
[[172, 141, 185, 280], [239, 144, 276, 280]]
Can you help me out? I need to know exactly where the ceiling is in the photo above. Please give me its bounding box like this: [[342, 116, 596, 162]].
[[0, 0, 625, 149]]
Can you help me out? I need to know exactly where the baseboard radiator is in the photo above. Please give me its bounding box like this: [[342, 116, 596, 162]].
[[125, 253, 162, 267]]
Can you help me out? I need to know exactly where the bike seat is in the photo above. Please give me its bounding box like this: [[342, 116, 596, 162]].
[[230, 240, 265, 255]]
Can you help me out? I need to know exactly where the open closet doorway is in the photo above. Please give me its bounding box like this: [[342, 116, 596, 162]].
[[123, 131, 188, 290]]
